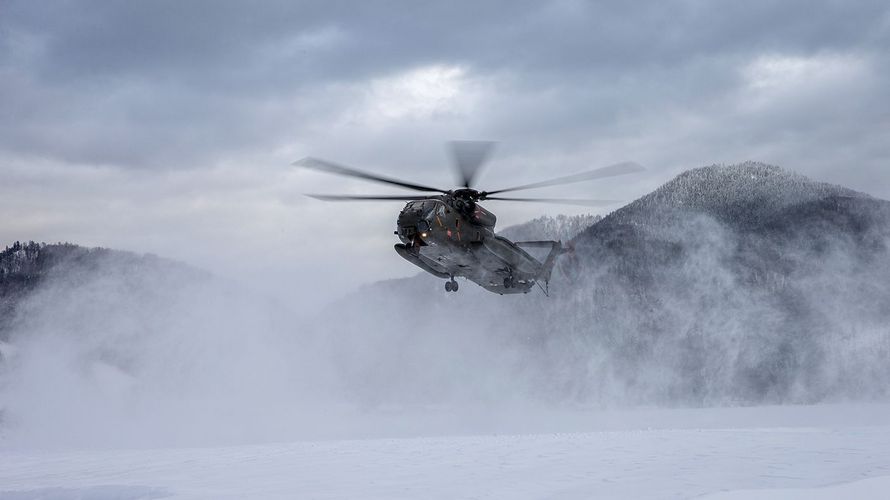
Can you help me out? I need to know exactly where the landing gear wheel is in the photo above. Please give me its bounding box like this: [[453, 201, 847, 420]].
[[445, 281, 453, 292], [451, 280, 459, 292], [503, 277, 514, 289]]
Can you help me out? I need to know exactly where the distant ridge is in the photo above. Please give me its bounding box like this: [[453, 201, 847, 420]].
[[497, 214, 602, 242], [589, 161, 867, 234], [576, 162, 890, 285], [0, 241, 208, 341]]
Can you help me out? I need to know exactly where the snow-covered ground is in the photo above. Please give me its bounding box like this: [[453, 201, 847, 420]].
[[2, 404, 889, 499]]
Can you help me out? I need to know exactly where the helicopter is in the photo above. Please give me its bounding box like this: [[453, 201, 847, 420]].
[[295, 142, 643, 295]]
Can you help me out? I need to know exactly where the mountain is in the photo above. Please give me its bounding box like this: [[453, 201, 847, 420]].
[[497, 214, 602, 242], [0, 241, 318, 447], [597, 162, 865, 230], [571, 162, 889, 292], [552, 162, 890, 403], [0, 242, 209, 342]]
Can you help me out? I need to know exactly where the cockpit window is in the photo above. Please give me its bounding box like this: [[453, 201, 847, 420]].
[[407, 200, 442, 219]]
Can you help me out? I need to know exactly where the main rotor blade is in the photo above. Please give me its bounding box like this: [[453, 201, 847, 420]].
[[485, 161, 645, 195], [449, 141, 496, 188], [306, 194, 438, 202], [483, 196, 622, 207], [294, 157, 446, 193]]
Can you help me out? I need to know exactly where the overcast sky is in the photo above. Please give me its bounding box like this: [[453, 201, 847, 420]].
[[2, 1, 889, 308]]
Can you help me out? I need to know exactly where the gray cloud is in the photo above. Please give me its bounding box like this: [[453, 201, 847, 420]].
[[3, 1, 888, 167]]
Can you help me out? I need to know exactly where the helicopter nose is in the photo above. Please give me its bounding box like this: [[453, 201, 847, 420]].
[[397, 218, 433, 245]]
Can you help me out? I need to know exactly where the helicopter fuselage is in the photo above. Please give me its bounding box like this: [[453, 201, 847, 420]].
[[394, 196, 562, 294]]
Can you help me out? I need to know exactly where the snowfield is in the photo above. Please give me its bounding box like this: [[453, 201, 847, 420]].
[[2, 404, 889, 500]]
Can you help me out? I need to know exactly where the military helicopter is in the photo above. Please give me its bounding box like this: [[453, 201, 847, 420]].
[[295, 142, 643, 295]]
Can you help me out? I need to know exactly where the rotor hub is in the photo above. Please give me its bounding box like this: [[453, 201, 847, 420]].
[[451, 188, 484, 202]]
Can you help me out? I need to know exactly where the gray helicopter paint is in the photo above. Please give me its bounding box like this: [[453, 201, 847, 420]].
[[395, 197, 561, 294]]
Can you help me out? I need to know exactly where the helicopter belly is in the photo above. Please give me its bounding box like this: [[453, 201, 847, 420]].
[[482, 236, 541, 275], [417, 240, 539, 294], [416, 243, 478, 276], [394, 244, 450, 278]]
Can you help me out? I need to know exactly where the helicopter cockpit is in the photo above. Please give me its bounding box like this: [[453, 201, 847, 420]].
[[402, 200, 442, 224], [397, 199, 443, 244]]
